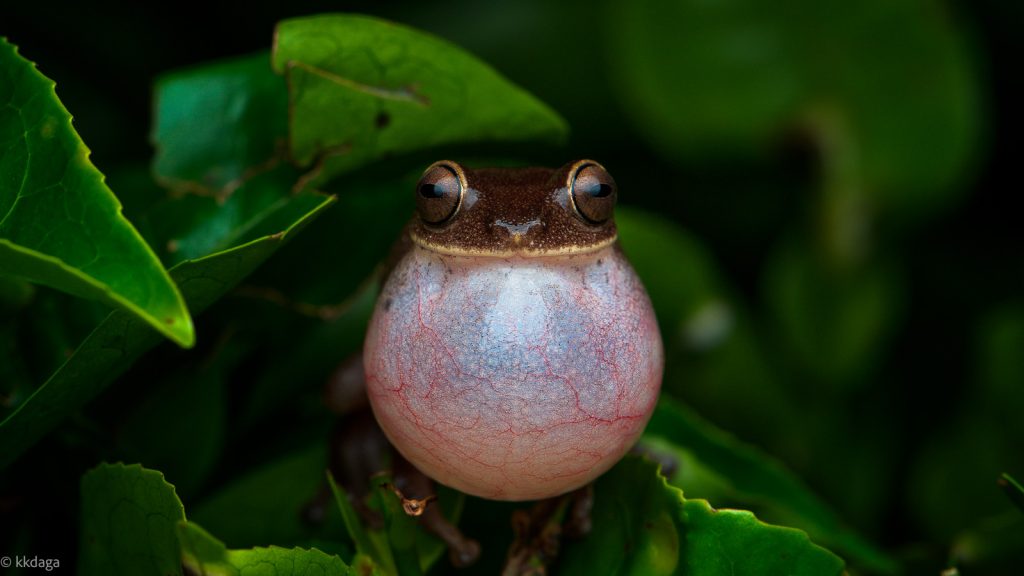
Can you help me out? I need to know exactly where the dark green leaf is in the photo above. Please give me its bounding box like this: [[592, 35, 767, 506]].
[[178, 521, 354, 576], [910, 307, 1024, 539], [644, 397, 896, 574], [124, 165, 312, 268], [559, 457, 845, 575], [153, 52, 288, 195], [616, 207, 727, 349], [116, 348, 239, 499], [328, 473, 383, 564], [0, 194, 333, 469], [608, 0, 979, 220], [191, 442, 341, 548], [616, 207, 804, 441], [998, 474, 1024, 514], [0, 275, 33, 312], [328, 469, 465, 575], [78, 463, 185, 576], [764, 241, 903, 390], [0, 38, 193, 346], [271, 14, 568, 185], [369, 475, 422, 576]]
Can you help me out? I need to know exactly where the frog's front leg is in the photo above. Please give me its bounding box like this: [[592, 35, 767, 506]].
[[501, 484, 594, 576], [313, 354, 479, 566], [390, 454, 481, 567]]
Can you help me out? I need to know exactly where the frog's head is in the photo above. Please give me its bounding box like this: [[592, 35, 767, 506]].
[[409, 160, 618, 256]]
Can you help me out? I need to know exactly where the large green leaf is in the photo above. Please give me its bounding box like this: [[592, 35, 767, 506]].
[[559, 457, 844, 575], [152, 52, 288, 196], [271, 14, 568, 185], [79, 462, 353, 576], [78, 463, 185, 576], [179, 521, 354, 576], [644, 397, 896, 573], [0, 38, 193, 346], [608, 0, 979, 222], [0, 194, 333, 469]]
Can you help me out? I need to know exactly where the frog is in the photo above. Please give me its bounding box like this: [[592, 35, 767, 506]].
[[315, 159, 664, 571]]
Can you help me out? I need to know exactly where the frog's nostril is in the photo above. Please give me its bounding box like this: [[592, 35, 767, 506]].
[[494, 219, 542, 238]]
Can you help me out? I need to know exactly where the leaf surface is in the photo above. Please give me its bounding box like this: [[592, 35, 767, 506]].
[[272, 14, 568, 185], [0, 194, 333, 468], [0, 38, 192, 346], [644, 397, 896, 573], [179, 521, 353, 576], [559, 457, 845, 575], [153, 52, 288, 195], [78, 463, 185, 576]]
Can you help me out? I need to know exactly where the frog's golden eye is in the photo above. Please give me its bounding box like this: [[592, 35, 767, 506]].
[[416, 161, 464, 226], [569, 161, 616, 225]]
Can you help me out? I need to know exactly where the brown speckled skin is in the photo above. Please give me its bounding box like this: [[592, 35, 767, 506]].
[[409, 162, 617, 256]]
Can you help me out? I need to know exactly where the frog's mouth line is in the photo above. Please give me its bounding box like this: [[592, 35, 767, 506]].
[[408, 230, 618, 257]]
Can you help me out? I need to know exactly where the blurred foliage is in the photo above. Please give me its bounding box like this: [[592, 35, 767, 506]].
[[1, 0, 1021, 574]]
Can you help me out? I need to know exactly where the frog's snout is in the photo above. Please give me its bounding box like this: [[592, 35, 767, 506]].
[[493, 218, 543, 245]]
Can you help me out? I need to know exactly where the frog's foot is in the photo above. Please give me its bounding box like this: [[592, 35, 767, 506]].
[[392, 456, 481, 567], [502, 484, 594, 576]]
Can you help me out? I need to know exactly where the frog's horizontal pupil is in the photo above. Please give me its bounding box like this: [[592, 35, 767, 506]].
[[419, 183, 444, 199], [587, 183, 613, 198], [416, 163, 463, 225]]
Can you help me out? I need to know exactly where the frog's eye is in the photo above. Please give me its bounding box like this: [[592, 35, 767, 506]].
[[416, 161, 464, 225], [569, 161, 617, 225]]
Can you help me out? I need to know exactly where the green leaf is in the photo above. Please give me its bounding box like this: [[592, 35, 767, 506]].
[[644, 397, 896, 574], [328, 473, 382, 564], [123, 165, 312, 268], [152, 52, 288, 195], [0, 289, 112, 422], [616, 207, 727, 349], [191, 442, 342, 548], [368, 476, 422, 576], [999, 474, 1024, 514], [608, 0, 979, 221], [328, 470, 465, 575], [764, 241, 903, 390], [0, 194, 333, 469], [235, 170, 413, 432], [0, 38, 193, 346], [271, 14, 568, 185], [910, 306, 1024, 539], [559, 457, 845, 575], [78, 463, 185, 576], [178, 521, 353, 576], [116, 347, 240, 499]]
